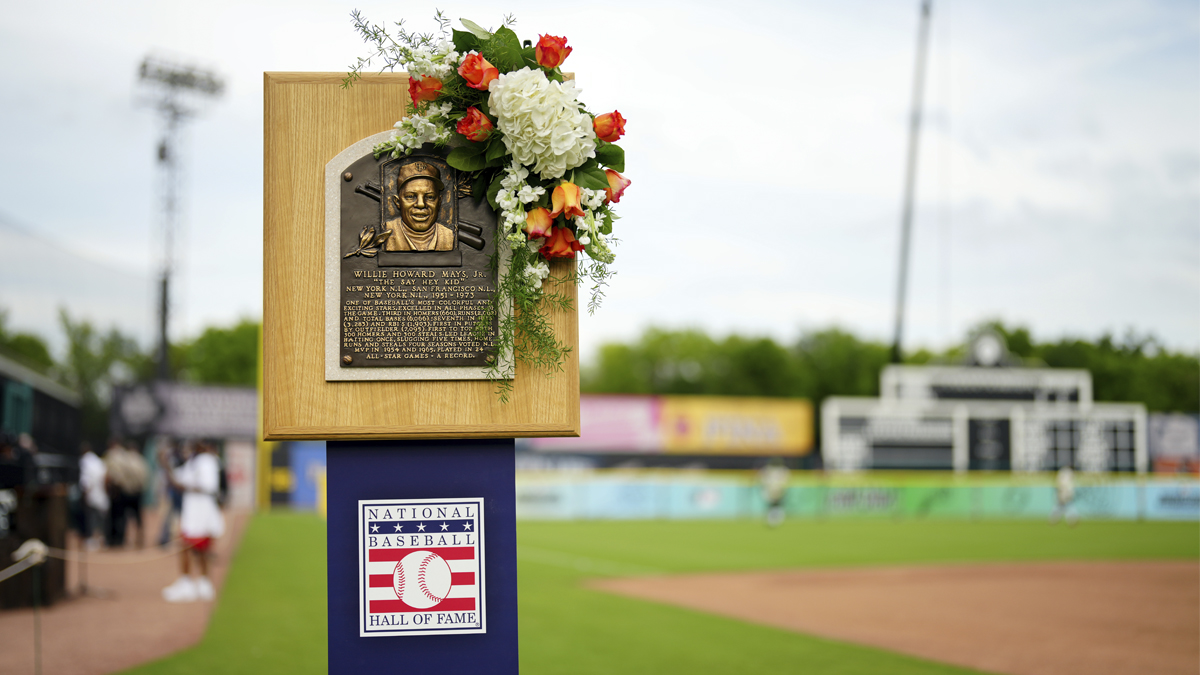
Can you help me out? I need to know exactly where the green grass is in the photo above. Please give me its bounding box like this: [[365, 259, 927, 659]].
[[123, 515, 1198, 674], [123, 513, 327, 675]]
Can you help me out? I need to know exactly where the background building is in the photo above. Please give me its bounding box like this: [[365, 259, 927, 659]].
[[822, 332, 1146, 473]]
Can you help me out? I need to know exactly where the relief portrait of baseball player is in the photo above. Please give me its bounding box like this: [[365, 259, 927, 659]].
[[384, 160, 456, 252]]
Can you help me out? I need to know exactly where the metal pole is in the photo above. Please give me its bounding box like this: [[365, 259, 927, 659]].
[[891, 0, 934, 364], [156, 112, 178, 381], [138, 56, 224, 380], [33, 563, 42, 675]]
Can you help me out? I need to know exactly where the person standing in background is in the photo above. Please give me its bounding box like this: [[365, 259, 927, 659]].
[[1051, 465, 1078, 526], [104, 440, 149, 548], [159, 439, 225, 602], [760, 458, 791, 528], [157, 439, 184, 547], [79, 442, 108, 551]]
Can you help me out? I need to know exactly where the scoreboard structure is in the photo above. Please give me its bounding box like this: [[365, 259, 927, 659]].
[[822, 332, 1147, 473]]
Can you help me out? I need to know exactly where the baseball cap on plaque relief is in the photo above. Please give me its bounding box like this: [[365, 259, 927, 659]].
[[359, 498, 485, 636]]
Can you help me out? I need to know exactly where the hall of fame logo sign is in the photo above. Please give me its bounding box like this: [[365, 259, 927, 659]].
[[358, 497, 485, 637]]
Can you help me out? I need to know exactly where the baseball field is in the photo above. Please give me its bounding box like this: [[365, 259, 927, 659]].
[[121, 511, 1197, 675]]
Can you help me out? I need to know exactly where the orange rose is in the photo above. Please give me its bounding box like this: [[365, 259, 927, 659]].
[[523, 207, 553, 239], [549, 182, 585, 219], [593, 111, 626, 143], [456, 107, 494, 142], [407, 75, 442, 104], [535, 34, 572, 69], [458, 53, 499, 91], [539, 225, 585, 259], [604, 169, 631, 204]]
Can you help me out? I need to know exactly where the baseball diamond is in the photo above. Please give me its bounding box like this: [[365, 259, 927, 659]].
[[78, 513, 1194, 675]]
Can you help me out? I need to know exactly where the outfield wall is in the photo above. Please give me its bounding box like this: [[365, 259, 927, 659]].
[[514, 472, 1200, 521]]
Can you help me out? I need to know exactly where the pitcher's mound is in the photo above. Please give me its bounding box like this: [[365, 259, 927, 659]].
[[593, 561, 1198, 675]]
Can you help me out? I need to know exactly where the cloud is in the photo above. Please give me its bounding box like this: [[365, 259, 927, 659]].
[[0, 0, 1195, 361]]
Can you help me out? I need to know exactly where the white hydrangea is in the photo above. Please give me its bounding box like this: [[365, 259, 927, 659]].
[[488, 68, 596, 180]]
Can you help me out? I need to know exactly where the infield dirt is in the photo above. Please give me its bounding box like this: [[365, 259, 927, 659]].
[[593, 560, 1199, 675]]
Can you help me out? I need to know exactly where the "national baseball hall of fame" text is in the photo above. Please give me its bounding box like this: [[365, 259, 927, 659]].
[[357, 497, 486, 637]]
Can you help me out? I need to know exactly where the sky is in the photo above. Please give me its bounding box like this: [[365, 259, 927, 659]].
[[0, 0, 1197, 361]]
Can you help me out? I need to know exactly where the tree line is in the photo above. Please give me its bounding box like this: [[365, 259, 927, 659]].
[[0, 309, 259, 445], [582, 323, 1199, 414], [2, 309, 1195, 447]]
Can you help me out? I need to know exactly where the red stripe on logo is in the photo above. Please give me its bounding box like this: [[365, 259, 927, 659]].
[[371, 573, 472, 589], [368, 546, 476, 562], [369, 597, 476, 613]]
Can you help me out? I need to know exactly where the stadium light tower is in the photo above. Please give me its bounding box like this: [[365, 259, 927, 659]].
[[138, 55, 224, 380], [890, 0, 933, 364]]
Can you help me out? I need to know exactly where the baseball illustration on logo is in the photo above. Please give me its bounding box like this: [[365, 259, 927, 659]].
[[358, 497, 485, 637], [395, 551, 453, 609]]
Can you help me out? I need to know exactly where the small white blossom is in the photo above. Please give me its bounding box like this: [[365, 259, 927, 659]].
[[523, 259, 551, 290], [581, 187, 607, 210], [517, 184, 544, 204], [500, 162, 530, 190], [585, 232, 615, 264]]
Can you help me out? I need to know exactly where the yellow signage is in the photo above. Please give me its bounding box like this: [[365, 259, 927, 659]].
[[658, 396, 813, 455]]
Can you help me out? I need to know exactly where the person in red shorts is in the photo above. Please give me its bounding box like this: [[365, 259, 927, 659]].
[[159, 439, 225, 602]]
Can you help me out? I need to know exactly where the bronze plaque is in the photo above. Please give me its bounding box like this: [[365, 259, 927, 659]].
[[325, 133, 504, 381]]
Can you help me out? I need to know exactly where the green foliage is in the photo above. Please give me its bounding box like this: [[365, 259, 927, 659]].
[[571, 160, 610, 190], [594, 143, 625, 173], [0, 310, 54, 374], [344, 9, 452, 88], [583, 327, 889, 403], [485, 26, 526, 71], [447, 143, 489, 171], [480, 244, 574, 403], [122, 513, 327, 675], [1037, 333, 1199, 412], [58, 309, 147, 446], [176, 320, 260, 387], [583, 323, 1199, 441]]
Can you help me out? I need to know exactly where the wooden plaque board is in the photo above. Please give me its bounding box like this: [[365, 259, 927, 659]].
[[263, 72, 579, 440]]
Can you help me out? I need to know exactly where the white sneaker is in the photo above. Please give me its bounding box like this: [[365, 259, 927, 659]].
[[163, 576, 197, 603], [194, 576, 215, 601]]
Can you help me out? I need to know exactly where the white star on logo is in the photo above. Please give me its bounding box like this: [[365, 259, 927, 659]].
[[463, 522, 472, 531], [417, 523, 426, 532], [370, 524, 379, 533], [440, 522, 449, 531], [394, 523, 403, 532]]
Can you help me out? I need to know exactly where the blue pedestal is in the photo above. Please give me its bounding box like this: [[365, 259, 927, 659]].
[[326, 439, 518, 674]]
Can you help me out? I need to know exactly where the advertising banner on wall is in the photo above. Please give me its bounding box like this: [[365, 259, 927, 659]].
[[1149, 414, 1200, 474], [659, 396, 812, 455], [522, 395, 813, 456], [523, 395, 662, 454]]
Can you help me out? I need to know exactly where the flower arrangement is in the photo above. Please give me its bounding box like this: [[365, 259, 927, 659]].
[[345, 12, 629, 399]]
